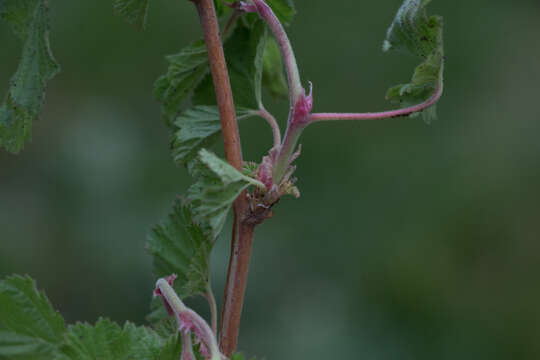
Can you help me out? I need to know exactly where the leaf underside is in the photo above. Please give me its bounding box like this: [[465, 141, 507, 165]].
[[172, 106, 254, 166], [383, 0, 444, 123], [188, 149, 263, 240], [0, 0, 60, 153]]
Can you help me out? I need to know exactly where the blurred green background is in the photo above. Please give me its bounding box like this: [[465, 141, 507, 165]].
[[1, 0, 540, 359]]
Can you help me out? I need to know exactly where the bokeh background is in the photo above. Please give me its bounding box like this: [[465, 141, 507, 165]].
[[1, 0, 540, 359]]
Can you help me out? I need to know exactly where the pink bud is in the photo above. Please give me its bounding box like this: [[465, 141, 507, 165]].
[[293, 83, 313, 123], [153, 274, 178, 316], [257, 155, 274, 190]]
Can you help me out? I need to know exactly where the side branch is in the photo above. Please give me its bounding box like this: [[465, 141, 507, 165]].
[[309, 85, 443, 122]]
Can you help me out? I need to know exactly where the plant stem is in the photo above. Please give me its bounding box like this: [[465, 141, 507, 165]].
[[309, 84, 443, 122], [156, 278, 221, 360], [252, 0, 303, 107], [219, 219, 256, 356], [205, 283, 218, 335], [272, 120, 305, 182], [193, 0, 243, 170], [253, 108, 281, 148], [191, 0, 257, 356]]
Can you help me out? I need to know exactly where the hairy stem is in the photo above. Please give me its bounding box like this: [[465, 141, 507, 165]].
[[272, 121, 305, 182], [191, 0, 256, 356], [252, 0, 303, 108], [309, 84, 443, 122], [156, 278, 221, 360], [252, 108, 282, 147]]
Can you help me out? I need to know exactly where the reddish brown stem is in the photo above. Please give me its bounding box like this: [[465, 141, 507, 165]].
[[219, 218, 256, 355], [193, 0, 242, 170], [191, 0, 256, 356]]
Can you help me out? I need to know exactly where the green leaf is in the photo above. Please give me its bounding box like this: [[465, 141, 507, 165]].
[[266, 0, 296, 26], [153, 41, 210, 124], [172, 106, 254, 166], [147, 199, 213, 300], [0, 0, 60, 153], [225, 20, 266, 109], [0, 275, 66, 359], [113, 0, 150, 30], [382, 0, 444, 122], [262, 37, 288, 99], [188, 149, 264, 239], [58, 318, 163, 359], [193, 20, 266, 110], [157, 334, 182, 360], [156, 19, 271, 123]]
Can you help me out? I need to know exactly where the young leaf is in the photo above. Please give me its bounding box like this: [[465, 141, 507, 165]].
[[0, 275, 66, 359], [0, 0, 60, 153], [382, 0, 444, 122], [154, 41, 210, 124], [147, 199, 213, 299], [172, 106, 254, 166], [113, 0, 151, 30], [188, 149, 265, 239], [59, 318, 163, 359]]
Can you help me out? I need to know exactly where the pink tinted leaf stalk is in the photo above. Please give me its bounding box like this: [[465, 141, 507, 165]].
[[250, 0, 303, 106], [251, 108, 282, 147], [181, 332, 196, 360], [309, 84, 443, 122], [154, 276, 221, 360], [245, 0, 312, 182], [204, 283, 218, 335]]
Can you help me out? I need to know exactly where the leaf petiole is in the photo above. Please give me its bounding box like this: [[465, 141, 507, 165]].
[[309, 82, 443, 122], [155, 276, 221, 360]]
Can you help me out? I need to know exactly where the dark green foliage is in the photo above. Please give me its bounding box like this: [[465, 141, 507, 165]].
[[171, 106, 254, 166], [0, 0, 60, 153], [187, 149, 264, 240], [0, 275, 65, 359], [147, 199, 213, 299], [154, 41, 210, 125], [162, 20, 281, 168], [113, 0, 151, 30], [58, 319, 163, 360], [265, 0, 295, 26], [261, 37, 288, 99], [0, 276, 184, 360], [383, 0, 444, 122]]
